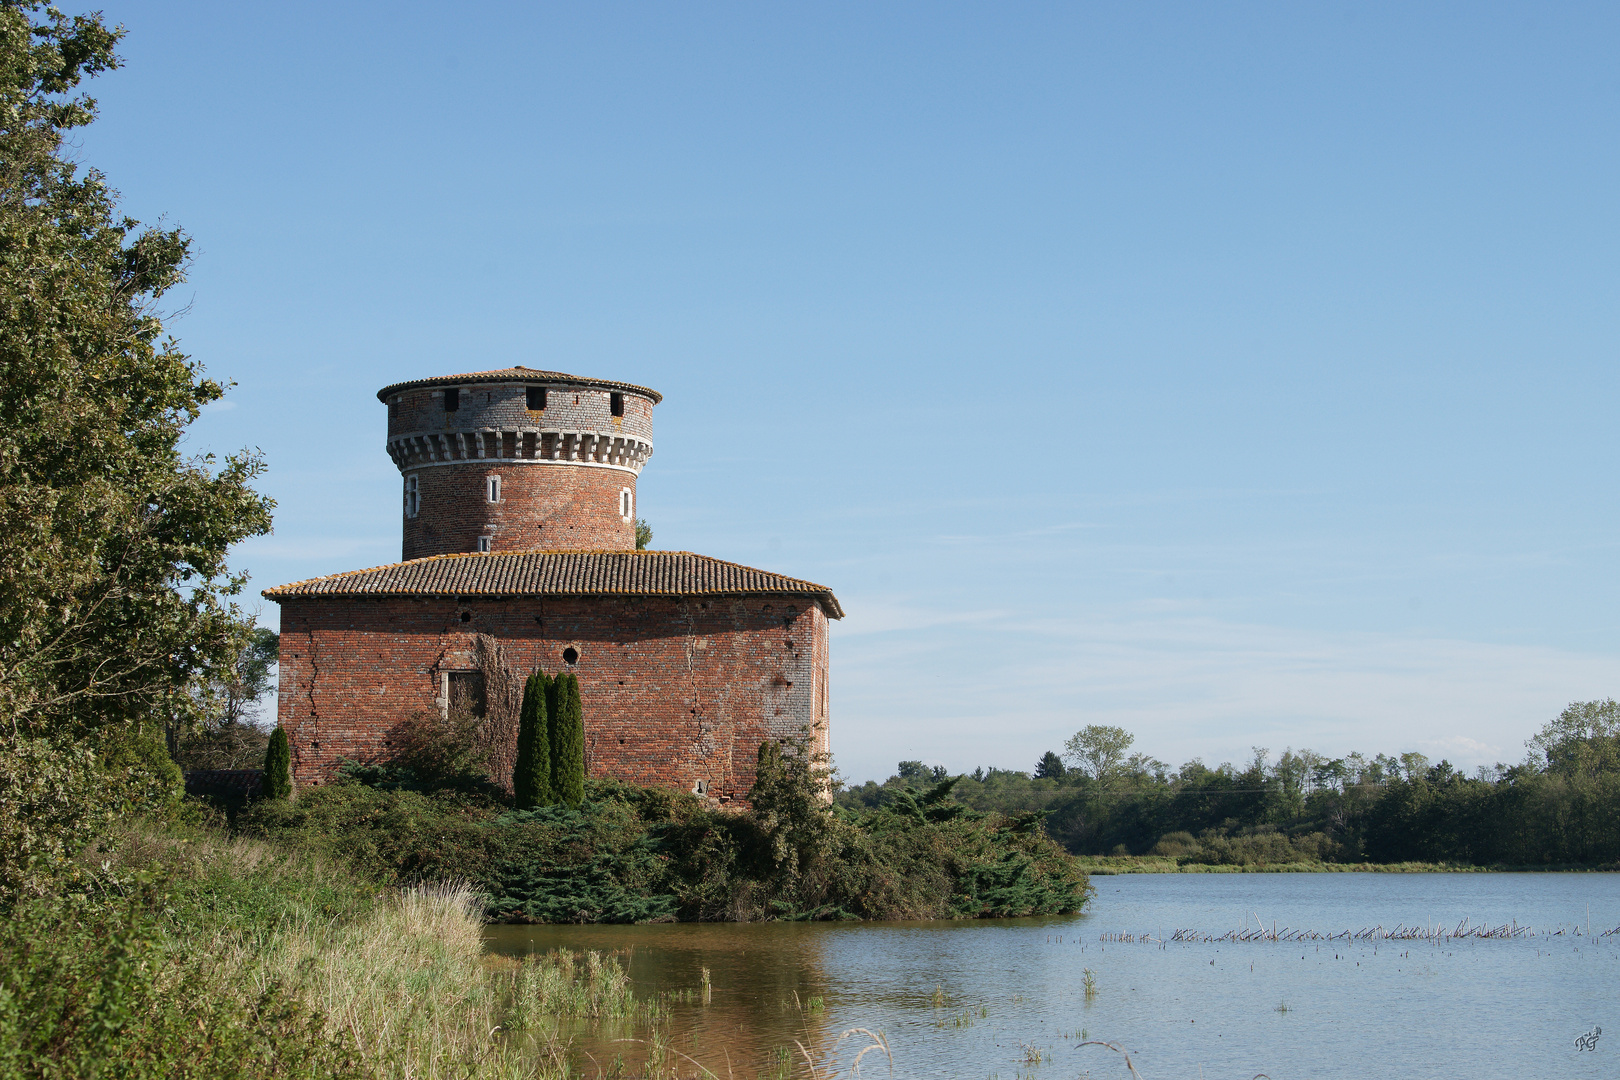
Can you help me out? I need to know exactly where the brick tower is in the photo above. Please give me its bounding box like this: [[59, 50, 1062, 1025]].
[[378, 367, 660, 559]]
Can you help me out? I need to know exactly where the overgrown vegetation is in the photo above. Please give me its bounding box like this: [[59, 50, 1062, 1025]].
[[0, 819, 667, 1079], [240, 733, 1091, 923], [0, 0, 273, 901], [840, 704, 1620, 867]]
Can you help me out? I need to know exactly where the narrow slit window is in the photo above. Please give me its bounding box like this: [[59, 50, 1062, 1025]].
[[486, 475, 501, 503], [404, 475, 419, 518], [610, 391, 624, 417], [527, 386, 547, 411], [619, 488, 633, 521], [476, 536, 491, 553], [444, 387, 460, 412]]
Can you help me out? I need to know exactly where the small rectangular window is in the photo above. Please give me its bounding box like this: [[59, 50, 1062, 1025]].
[[404, 475, 420, 518], [476, 536, 491, 553], [610, 391, 624, 417], [527, 386, 547, 411], [486, 475, 501, 503], [444, 388, 460, 412]]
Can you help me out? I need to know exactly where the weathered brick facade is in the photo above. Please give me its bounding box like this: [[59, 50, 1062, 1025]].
[[404, 462, 637, 558], [274, 593, 830, 801], [383, 367, 656, 560], [266, 368, 841, 801]]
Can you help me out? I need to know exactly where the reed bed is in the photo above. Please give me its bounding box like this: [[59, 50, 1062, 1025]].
[[89, 826, 687, 1080]]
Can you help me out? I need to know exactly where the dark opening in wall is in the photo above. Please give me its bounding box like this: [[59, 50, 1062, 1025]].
[[610, 392, 624, 417], [562, 646, 579, 665], [448, 671, 486, 718], [444, 388, 460, 411], [460, 611, 472, 622], [527, 386, 547, 410]]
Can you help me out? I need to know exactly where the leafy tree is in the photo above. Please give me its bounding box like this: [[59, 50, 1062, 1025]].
[[513, 670, 553, 808], [1530, 699, 1620, 779], [896, 760, 929, 782], [172, 625, 278, 769], [551, 672, 584, 807], [0, 3, 273, 745], [1033, 751, 1065, 780], [747, 734, 836, 891], [1061, 725, 1135, 789], [262, 727, 291, 800], [634, 518, 652, 550], [1398, 752, 1431, 782]]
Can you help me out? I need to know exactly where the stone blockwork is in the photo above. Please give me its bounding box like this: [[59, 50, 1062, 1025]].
[[403, 462, 635, 559], [274, 594, 831, 803]]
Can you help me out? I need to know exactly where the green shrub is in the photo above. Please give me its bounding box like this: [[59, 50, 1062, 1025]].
[[551, 673, 584, 808], [513, 670, 553, 809], [0, 737, 109, 903], [263, 727, 292, 799], [241, 740, 1093, 924]]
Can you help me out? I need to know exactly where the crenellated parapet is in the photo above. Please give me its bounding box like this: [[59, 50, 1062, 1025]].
[[377, 366, 661, 558], [386, 428, 654, 473]]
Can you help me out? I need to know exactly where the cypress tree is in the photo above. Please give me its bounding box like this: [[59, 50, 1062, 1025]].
[[263, 727, 292, 800], [552, 672, 585, 807], [513, 670, 553, 808]]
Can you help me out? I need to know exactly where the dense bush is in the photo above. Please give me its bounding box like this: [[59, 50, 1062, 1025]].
[[240, 741, 1092, 923]]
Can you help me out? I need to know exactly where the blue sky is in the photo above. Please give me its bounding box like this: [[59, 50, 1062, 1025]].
[[87, 2, 1620, 782]]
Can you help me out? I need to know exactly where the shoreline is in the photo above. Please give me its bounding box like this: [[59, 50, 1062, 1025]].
[[1076, 856, 1620, 874]]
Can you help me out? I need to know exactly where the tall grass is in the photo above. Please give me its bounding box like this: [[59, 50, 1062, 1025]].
[[2, 823, 672, 1080]]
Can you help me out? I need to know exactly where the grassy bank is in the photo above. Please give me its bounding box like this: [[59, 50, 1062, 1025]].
[[0, 818, 668, 1080]]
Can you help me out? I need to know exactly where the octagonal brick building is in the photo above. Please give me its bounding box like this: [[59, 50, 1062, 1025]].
[[265, 367, 840, 803]]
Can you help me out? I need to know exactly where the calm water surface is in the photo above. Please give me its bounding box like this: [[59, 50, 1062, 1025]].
[[484, 873, 1619, 1079]]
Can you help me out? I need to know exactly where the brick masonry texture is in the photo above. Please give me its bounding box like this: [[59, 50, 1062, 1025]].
[[385, 380, 656, 445], [403, 462, 635, 559], [266, 367, 840, 803], [274, 594, 830, 802]]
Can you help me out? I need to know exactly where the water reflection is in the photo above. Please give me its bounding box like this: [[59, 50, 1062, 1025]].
[[487, 874, 1620, 1079], [486, 921, 843, 1077]]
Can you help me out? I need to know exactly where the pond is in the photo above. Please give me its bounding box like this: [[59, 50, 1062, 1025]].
[[484, 873, 1620, 1079]]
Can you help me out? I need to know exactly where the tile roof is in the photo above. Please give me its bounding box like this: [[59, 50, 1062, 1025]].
[[376, 367, 662, 404], [262, 550, 843, 618]]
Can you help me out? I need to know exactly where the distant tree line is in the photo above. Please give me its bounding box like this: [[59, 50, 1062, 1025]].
[[836, 701, 1620, 867]]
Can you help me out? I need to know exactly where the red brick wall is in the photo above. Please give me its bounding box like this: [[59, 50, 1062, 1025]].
[[274, 594, 830, 804], [403, 463, 635, 559]]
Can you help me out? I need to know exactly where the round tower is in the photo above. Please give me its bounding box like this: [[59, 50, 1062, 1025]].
[[377, 367, 660, 560]]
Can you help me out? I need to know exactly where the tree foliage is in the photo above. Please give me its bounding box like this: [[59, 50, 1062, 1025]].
[[513, 670, 553, 809], [1061, 725, 1135, 787], [1033, 750, 1065, 779], [550, 672, 584, 807], [172, 626, 277, 769], [262, 727, 291, 800], [844, 701, 1620, 867], [0, 2, 273, 745], [1530, 698, 1620, 779]]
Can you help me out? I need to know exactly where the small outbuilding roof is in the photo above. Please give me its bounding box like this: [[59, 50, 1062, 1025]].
[[376, 366, 662, 404], [262, 550, 843, 618]]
